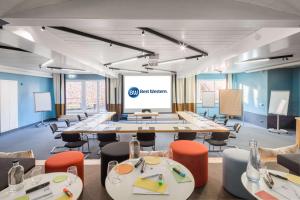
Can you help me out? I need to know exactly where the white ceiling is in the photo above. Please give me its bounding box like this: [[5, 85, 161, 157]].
[[0, 0, 300, 76]]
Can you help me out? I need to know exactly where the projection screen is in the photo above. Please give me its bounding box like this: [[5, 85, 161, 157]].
[[123, 75, 172, 113]]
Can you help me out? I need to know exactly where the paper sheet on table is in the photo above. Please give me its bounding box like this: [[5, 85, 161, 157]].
[[286, 173, 300, 185], [173, 127, 191, 130], [168, 164, 192, 183], [132, 186, 169, 195], [272, 181, 300, 200], [133, 178, 168, 194]]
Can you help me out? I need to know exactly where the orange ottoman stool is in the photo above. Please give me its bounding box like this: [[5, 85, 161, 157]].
[[45, 151, 84, 182], [170, 140, 208, 187]]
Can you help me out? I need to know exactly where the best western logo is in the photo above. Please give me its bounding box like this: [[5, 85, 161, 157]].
[[128, 87, 167, 98]]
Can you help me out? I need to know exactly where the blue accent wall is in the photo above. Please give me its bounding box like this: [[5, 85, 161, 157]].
[[232, 71, 268, 116], [292, 68, 300, 115], [267, 69, 294, 115], [0, 72, 55, 128]]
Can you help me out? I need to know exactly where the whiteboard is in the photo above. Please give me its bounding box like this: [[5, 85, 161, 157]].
[[34, 92, 52, 112], [268, 90, 289, 116], [202, 91, 215, 108], [219, 89, 243, 116]]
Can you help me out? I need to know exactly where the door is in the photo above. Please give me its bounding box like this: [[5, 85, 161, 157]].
[[0, 80, 18, 132]]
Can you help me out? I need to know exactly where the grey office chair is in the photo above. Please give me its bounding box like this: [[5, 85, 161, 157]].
[[65, 119, 71, 127], [204, 131, 230, 151], [174, 132, 197, 141], [61, 133, 90, 154], [229, 123, 241, 139], [97, 133, 119, 154], [217, 118, 229, 126], [141, 109, 152, 119], [49, 123, 64, 154], [77, 114, 83, 121], [137, 132, 156, 150]]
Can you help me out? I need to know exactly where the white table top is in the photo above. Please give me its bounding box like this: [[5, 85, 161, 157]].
[[105, 158, 195, 200], [133, 112, 159, 116], [0, 172, 83, 200], [241, 170, 300, 200]]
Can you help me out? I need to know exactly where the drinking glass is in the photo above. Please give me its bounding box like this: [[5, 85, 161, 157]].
[[107, 161, 121, 184], [67, 166, 78, 186], [30, 166, 43, 185]]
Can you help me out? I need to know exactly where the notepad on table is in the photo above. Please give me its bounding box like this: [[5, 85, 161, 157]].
[[286, 173, 300, 184], [168, 164, 192, 183], [133, 177, 168, 194]]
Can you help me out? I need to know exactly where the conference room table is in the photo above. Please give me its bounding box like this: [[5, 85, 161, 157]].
[[63, 111, 228, 134], [132, 112, 159, 123]]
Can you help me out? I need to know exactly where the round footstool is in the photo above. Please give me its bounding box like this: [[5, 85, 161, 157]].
[[101, 142, 129, 186], [45, 151, 84, 181], [223, 148, 253, 199], [170, 140, 208, 187]]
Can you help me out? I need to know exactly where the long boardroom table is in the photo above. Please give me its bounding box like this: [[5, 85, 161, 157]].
[[63, 111, 228, 134]]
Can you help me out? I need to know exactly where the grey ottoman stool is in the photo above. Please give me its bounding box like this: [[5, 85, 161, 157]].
[[223, 148, 253, 199]]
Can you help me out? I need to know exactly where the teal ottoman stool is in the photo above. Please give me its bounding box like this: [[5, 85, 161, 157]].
[[223, 148, 253, 199]]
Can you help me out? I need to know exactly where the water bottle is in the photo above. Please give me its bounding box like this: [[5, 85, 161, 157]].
[[246, 139, 260, 182], [129, 135, 140, 159], [8, 160, 24, 192]]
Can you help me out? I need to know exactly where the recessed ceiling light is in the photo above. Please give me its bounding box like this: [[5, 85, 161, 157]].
[[180, 44, 186, 50], [142, 30, 145, 36]]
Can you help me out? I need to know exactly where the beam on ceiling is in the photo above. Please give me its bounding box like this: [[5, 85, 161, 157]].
[[109, 67, 148, 74], [49, 26, 155, 55], [138, 27, 208, 56], [0, 19, 8, 28], [0, 45, 31, 53]]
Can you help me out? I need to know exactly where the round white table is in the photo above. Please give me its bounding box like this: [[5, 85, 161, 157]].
[[241, 170, 300, 200], [105, 158, 195, 200], [0, 172, 83, 200]]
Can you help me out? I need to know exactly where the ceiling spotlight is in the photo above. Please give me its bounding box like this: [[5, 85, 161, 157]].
[[41, 26, 46, 31], [196, 57, 199, 60], [180, 43, 186, 50], [142, 30, 145, 36], [109, 43, 112, 47]]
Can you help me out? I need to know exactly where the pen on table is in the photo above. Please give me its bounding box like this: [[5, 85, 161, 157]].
[[158, 174, 164, 186], [263, 177, 273, 189], [63, 188, 73, 198], [266, 170, 274, 185], [269, 172, 288, 180], [134, 158, 144, 168], [141, 173, 161, 179], [141, 160, 146, 173], [172, 167, 186, 177]]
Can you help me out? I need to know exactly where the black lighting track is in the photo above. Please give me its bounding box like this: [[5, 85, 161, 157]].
[[0, 45, 31, 53], [109, 67, 148, 74], [243, 54, 294, 62], [145, 67, 176, 74], [0, 19, 9, 28], [49, 26, 155, 55], [270, 54, 293, 60], [47, 66, 85, 71], [138, 27, 208, 56], [142, 54, 203, 67], [104, 53, 153, 66]]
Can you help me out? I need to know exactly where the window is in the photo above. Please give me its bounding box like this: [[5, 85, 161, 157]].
[[66, 79, 106, 113], [86, 81, 98, 112], [196, 78, 227, 104], [66, 81, 82, 111]]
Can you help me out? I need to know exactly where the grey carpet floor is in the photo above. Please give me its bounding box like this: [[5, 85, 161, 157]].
[[0, 119, 295, 160]]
